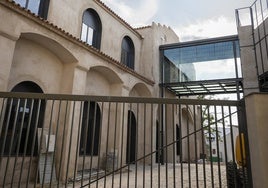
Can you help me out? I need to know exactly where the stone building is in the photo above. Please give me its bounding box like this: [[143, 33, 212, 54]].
[[0, 0, 202, 184]]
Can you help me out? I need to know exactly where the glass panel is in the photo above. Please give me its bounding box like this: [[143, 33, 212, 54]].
[[14, 0, 27, 7], [163, 40, 241, 83], [27, 0, 41, 15], [87, 27, 94, 45], [121, 50, 128, 65], [237, 8, 252, 27], [81, 23, 87, 42]]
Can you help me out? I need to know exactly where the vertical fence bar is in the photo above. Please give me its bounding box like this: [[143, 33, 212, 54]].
[[229, 106, 236, 164], [165, 103, 168, 188], [89, 101, 98, 187], [143, 103, 146, 188], [0, 98, 5, 133], [18, 99, 34, 186], [41, 100, 54, 187], [104, 102, 111, 188], [65, 101, 76, 186], [221, 106, 229, 186], [214, 105, 222, 188], [179, 103, 183, 188], [73, 101, 83, 187], [193, 105, 199, 188], [11, 99, 27, 187], [33, 99, 45, 188], [0, 98, 13, 185], [3, 99, 20, 186], [57, 101, 69, 187], [135, 103, 139, 188], [26, 99, 41, 187], [186, 105, 191, 188], [112, 102, 118, 188], [96, 101, 104, 188], [208, 105, 215, 188], [50, 100, 62, 187], [200, 104, 207, 188], [228, 106, 237, 186], [237, 103, 248, 187], [127, 103, 132, 188], [172, 104, 176, 188], [157, 103, 161, 188], [119, 102, 125, 188], [80, 101, 90, 187], [240, 100, 253, 187], [150, 103, 153, 188]]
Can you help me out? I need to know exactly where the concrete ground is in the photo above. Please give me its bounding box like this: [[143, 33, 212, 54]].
[[72, 163, 227, 188]]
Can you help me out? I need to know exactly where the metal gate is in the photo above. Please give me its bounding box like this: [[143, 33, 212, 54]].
[[0, 92, 251, 187]]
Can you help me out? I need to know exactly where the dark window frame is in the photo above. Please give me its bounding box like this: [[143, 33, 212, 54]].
[[121, 36, 135, 69], [14, 0, 50, 19], [81, 9, 102, 49]]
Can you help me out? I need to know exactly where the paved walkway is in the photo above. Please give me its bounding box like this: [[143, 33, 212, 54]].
[[74, 163, 227, 188]]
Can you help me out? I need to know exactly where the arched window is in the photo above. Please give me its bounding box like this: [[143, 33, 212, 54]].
[[81, 9, 102, 49], [0, 81, 45, 156], [121, 36, 135, 69], [14, 0, 50, 19], [80, 101, 101, 156]]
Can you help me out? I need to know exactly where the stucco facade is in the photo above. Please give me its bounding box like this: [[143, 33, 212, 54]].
[[0, 0, 202, 185]]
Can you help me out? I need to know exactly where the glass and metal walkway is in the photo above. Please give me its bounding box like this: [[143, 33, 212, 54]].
[[159, 35, 243, 97]]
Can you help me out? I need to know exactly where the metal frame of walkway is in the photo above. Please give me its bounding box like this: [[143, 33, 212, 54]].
[[159, 35, 242, 98]]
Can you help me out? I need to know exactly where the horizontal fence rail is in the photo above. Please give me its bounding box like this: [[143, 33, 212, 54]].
[[0, 92, 250, 187]]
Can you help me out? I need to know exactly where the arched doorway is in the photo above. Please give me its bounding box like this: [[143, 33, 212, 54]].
[[0, 81, 45, 155], [126, 110, 136, 164]]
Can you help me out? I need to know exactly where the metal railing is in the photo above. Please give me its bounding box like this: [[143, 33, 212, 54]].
[[236, 0, 268, 91], [0, 92, 251, 187], [236, 0, 268, 28]]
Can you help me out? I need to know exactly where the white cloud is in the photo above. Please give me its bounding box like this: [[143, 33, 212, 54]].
[[175, 16, 237, 41], [193, 59, 238, 80], [101, 0, 159, 27]]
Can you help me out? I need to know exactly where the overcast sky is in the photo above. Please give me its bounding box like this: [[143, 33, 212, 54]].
[[102, 0, 253, 41]]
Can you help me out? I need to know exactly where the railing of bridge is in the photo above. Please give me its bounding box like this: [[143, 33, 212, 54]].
[[236, 0, 268, 91], [236, 0, 268, 28], [0, 92, 251, 187]]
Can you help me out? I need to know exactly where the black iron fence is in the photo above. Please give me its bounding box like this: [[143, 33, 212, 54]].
[[0, 92, 251, 187]]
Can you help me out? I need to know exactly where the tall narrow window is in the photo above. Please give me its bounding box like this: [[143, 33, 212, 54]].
[[121, 36, 135, 69], [80, 101, 101, 156], [14, 0, 50, 19], [81, 9, 102, 49]]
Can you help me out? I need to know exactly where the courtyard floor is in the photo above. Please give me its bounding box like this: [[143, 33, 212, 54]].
[[73, 163, 227, 188]]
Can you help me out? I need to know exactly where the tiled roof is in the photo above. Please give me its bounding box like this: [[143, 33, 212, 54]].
[[135, 25, 152, 30], [0, 0, 154, 86]]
